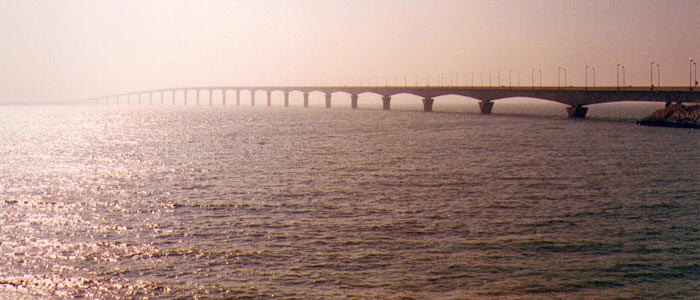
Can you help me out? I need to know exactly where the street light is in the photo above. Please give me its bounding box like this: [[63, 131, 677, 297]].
[[616, 64, 620, 88], [622, 65, 626, 87], [564, 68, 567, 87], [650, 61, 654, 89], [691, 58, 695, 90], [532, 68, 536, 89], [592, 67, 595, 87], [694, 61, 698, 88], [539, 70, 542, 87], [656, 64, 660, 87], [558, 67, 561, 88], [585, 65, 589, 89]]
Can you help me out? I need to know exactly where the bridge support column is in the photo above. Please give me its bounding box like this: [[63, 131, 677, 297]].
[[251, 91, 256, 106], [479, 101, 494, 114], [138, 94, 142, 105], [303, 92, 309, 108], [172, 91, 176, 105], [160, 92, 164, 105], [236, 90, 240, 106], [149, 93, 153, 105], [351, 94, 358, 109], [222, 90, 226, 106], [422, 98, 434, 112], [197, 90, 201, 105], [325, 93, 332, 108], [566, 104, 588, 118], [382, 95, 391, 110], [209, 90, 213, 106], [267, 91, 271, 107], [284, 91, 289, 107]]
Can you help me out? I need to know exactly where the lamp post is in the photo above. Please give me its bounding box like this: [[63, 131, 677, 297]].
[[564, 68, 567, 87], [558, 67, 561, 88], [592, 67, 595, 87], [532, 68, 536, 89], [694, 61, 697, 88], [539, 70, 542, 87], [585, 65, 589, 89], [691, 58, 695, 90], [622, 65, 626, 87], [616, 64, 620, 89], [656, 64, 660, 87], [650, 61, 654, 89]]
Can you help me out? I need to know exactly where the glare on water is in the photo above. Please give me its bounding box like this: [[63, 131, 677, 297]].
[[1, 103, 699, 299]]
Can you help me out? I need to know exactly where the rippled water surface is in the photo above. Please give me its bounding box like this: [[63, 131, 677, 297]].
[[1, 104, 700, 299]]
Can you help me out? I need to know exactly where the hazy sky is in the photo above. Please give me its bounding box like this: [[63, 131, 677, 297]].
[[1, 0, 699, 103]]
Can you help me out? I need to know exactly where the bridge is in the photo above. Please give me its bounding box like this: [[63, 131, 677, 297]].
[[76, 85, 700, 118]]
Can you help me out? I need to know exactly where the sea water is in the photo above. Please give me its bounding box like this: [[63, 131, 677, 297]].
[[1, 102, 699, 299]]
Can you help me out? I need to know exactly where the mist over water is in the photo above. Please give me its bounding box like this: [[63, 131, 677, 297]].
[[1, 104, 699, 299]]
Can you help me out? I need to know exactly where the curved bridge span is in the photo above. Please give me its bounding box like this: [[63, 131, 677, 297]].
[[77, 86, 700, 118]]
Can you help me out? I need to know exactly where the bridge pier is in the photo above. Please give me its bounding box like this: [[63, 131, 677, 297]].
[[382, 96, 391, 110], [479, 101, 494, 114], [197, 90, 201, 105], [422, 97, 434, 112], [222, 90, 227, 106], [351, 94, 358, 109], [303, 92, 309, 108], [267, 91, 271, 107], [284, 91, 289, 107], [236, 90, 240, 106], [325, 93, 332, 108], [566, 104, 588, 118], [149, 93, 153, 105], [209, 90, 213, 106], [251, 91, 256, 106], [138, 94, 142, 105]]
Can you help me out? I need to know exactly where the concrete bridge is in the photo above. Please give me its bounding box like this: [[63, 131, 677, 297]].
[[77, 85, 700, 118]]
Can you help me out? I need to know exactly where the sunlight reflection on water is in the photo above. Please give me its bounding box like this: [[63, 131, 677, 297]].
[[1, 104, 699, 299]]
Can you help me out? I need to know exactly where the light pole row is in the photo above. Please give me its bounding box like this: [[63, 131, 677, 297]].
[[358, 60, 699, 89]]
